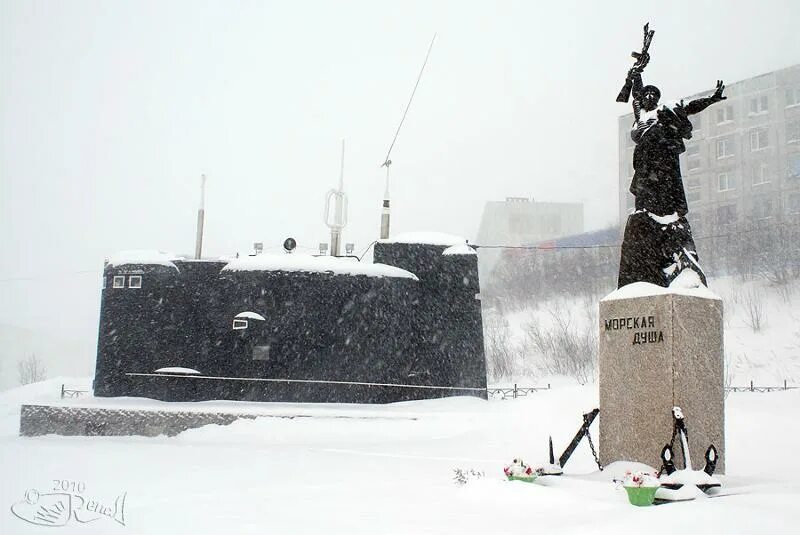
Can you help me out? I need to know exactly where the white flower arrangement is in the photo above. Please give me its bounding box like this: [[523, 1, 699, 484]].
[[622, 470, 660, 488], [503, 458, 537, 480]]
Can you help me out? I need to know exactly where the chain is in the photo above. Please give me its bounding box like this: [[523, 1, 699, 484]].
[[658, 419, 680, 477], [586, 430, 603, 471]]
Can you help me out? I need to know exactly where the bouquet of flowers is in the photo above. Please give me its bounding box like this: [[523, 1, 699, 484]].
[[622, 470, 660, 488], [503, 458, 537, 483]]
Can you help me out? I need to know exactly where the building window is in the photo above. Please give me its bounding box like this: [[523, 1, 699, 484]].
[[788, 155, 800, 179], [691, 215, 704, 238], [789, 193, 800, 214], [128, 275, 142, 289], [786, 87, 800, 107], [753, 197, 773, 220], [686, 144, 700, 157], [787, 120, 800, 143], [686, 176, 701, 202], [718, 172, 736, 191], [749, 95, 768, 114], [717, 204, 737, 225], [716, 138, 734, 159], [687, 159, 701, 171], [750, 128, 769, 151], [716, 105, 734, 123], [691, 116, 702, 132], [752, 163, 770, 186], [232, 319, 248, 330], [112, 276, 125, 288]]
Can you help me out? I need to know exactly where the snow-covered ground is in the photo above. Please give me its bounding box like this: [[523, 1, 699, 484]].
[[2, 377, 799, 534]]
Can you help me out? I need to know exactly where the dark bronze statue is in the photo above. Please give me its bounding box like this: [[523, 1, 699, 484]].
[[617, 24, 726, 288]]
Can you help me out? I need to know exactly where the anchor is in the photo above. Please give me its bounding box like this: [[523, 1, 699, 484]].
[[658, 407, 721, 493]]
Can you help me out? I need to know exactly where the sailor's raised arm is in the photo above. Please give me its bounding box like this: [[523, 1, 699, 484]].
[[629, 70, 645, 122], [685, 80, 726, 115], [629, 69, 645, 102]]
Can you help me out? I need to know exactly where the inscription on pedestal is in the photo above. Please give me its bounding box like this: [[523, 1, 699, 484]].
[[603, 315, 664, 345]]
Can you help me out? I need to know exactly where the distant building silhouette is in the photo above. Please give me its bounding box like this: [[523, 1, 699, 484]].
[[475, 197, 583, 284]]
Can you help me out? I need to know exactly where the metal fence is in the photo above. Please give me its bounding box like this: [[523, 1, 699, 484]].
[[486, 381, 798, 400], [726, 380, 797, 393], [60, 384, 88, 399], [61, 380, 796, 401], [486, 384, 551, 400]]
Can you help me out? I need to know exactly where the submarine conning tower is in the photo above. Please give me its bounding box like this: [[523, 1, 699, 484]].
[[94, 236, 487, 404]]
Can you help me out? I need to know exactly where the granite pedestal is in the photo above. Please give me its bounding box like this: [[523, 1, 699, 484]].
[[599, 288, 724, 473]]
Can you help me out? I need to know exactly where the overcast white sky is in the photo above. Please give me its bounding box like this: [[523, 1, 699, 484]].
[[1, 0, 799, 354]]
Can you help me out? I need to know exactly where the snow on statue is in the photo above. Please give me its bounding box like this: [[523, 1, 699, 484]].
[[616, 24, 727, 288]]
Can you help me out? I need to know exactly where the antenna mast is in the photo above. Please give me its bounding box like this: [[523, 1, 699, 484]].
[[324, 140, 348, 256], [379, 33, 437, 240], [194, 174, 206, 259]]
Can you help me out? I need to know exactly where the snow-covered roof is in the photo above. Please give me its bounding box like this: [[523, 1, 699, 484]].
[[221, 254, 418, 280], [380, 232, 467, 246], [442, 244, 477, 256], [153, 367, 201, 375], [107, 250, 182, 270], [234, 311, 266, 321]]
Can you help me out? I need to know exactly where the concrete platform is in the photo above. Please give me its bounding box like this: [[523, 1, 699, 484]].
[[19, 401, 419, 438]]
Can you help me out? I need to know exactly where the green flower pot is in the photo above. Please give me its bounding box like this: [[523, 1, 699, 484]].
[[624, 486, 659, 506], [506, 474, 537, 483]]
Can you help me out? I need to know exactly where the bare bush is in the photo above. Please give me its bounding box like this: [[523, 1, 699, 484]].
[[752, 220, 800, 287], [723, 352, 735, 399], [483, 314, 521, 382], [523, 306, 597, 384], [726, 284, 743, 305], [742, 290, 765, 332], [481, 227, 620, 310], [18, 354, 47, 385], [776, 279, 795, 304]]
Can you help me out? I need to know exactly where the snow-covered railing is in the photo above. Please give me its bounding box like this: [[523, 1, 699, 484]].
[[486, 384, 551, 400], [60, 384, 88, 399], [726, 380, 797, 393], [125, 372, 487, 393]]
